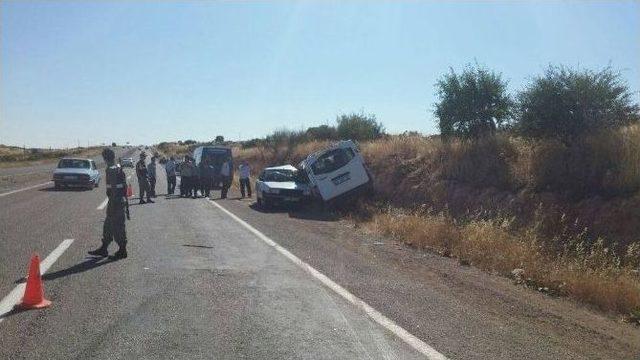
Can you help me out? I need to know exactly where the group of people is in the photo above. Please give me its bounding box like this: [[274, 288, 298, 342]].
[[88, 148, 254, 260], [135, 152, 253, 202]]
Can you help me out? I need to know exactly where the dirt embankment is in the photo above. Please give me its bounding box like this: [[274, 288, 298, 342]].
[[228, 126, 640, 319]]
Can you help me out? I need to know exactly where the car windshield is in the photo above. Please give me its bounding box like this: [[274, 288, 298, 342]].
[[311, 148, 355, 175], [262, 169, 295, 182], [58, 159, 90, 169]]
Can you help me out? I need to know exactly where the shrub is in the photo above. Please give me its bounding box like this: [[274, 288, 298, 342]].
[[214, 135, 224, 143], [306, 125, 338, 141], [516, 65, 639, 143], [336, 112, 384, 141], [435, 64, 513, 139]]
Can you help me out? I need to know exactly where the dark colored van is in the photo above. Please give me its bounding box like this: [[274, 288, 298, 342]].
[[193, 146, 233, 190]]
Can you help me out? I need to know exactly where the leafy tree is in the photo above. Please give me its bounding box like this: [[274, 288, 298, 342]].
[[183, 140, 197, 145], [435, 64, 513, 138], [516, 65, 639, 142], [214, 135, 225, 143], [336, 112, 384, 141], [306, 125, 337, 141], [265, 129, 307, 149], [111, 142, 117, 147]]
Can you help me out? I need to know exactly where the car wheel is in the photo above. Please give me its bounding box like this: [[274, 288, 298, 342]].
[[54, 182, 61, 190], [94, 179, 99, 188]]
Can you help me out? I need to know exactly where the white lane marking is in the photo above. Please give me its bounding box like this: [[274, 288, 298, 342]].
[[97, 198, 108, 210], [0, 181, 53, 198], [208, 201, 448, 360], [0, 239, 74, 323]]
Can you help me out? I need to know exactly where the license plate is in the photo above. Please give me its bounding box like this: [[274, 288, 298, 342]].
[[331, 172, 351, 185], [285, 197, 299, 202], [64, 176, 76, 180]]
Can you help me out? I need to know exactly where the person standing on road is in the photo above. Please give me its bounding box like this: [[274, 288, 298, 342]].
[[148, 156, 157, 198], [135, 152, 154, 204], [187, 158, 198, 199], [164, 156, 177, 195], [88, 148, 129, 260], [220, 159, 231, 199], [200, 157, 214, 198], [238, 161, 252, 198], [179, 156, 193, 198]]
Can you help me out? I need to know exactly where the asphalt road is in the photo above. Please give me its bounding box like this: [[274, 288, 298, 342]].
[[0, 147, 136, 193], [1, 155, 638, 359]]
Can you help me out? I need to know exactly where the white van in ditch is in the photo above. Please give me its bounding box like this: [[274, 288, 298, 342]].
[[299, 140, 373, 203]]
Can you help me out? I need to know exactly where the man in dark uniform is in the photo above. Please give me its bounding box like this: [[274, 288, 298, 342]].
[[88, 148, 129, 260], [135, 152, 154, 204]]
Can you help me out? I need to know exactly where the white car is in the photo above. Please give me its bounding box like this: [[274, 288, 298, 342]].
[[256, 165, 311, 209], [298, 140, 373, 203], [121, 157, 134, 167], [52, 158, 101, 190]]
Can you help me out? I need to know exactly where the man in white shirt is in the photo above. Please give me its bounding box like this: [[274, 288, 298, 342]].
[[238, 161, 252, 198], [220, 159, 231, 199]]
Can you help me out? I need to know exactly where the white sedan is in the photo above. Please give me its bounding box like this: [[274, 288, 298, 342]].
[[256, 165, 311, 209], [52, 158, 101, 190]]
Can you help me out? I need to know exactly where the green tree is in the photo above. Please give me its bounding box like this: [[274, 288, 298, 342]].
[[306, 125, 337, 141], [516, 65, 639, 142], [214, 135, 225, 143], [434, 64, 513, 138], [336, 112, 384, 141]]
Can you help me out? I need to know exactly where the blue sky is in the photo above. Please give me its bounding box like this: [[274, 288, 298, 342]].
[[1, 1, 639, 148]]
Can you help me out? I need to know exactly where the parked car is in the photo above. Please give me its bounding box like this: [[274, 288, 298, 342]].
[[53, 158, 101, 190], [256, 165, 311, 209], [298, 140, 373, 204], [193, 146, 233, 190], [121, 157, 134, 167]]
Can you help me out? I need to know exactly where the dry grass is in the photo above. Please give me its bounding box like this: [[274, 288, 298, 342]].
[[365, 209, 640, 316], [0, 145, 103, 168]]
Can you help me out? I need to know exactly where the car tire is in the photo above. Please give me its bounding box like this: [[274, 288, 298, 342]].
[[54, 182, 61, 190], [94, 180, 99, 188]]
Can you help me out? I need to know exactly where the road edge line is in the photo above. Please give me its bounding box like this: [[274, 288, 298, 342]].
[[96, 198, 108, 210], [0, 181, 53, 198], [0, 239, 75, 323], [208, 200, 448, 360]]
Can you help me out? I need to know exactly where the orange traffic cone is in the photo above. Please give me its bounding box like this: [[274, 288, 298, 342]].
[[126, 184, 133, 198], [18, 254, 51, 310]]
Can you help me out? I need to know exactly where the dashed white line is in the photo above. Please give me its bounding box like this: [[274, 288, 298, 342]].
[[0, 181, 53, 198], [208, 200, 448, 360], [0, 239, 74, 323], [97, 198, 108, 210]]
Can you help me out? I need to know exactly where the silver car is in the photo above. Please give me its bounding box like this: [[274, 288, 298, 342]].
[[52, 158, 101, 190], [255, 165, 311, 209]]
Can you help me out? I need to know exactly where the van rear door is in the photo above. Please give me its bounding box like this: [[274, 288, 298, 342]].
[[308, 145, 369, 201]]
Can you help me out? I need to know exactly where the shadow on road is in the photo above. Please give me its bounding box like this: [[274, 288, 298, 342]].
[[0, 306, 28, 321], [248, 203, 341, 222], [42, 257, 115, 281], [39, 186, 90, 192], [182, 244, 214, 249]]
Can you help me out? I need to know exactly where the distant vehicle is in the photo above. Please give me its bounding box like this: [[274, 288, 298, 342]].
[[299, 140, 373, 204], [121, 158, 134, 167], [193, 146, 233, 190], [53, 158, 101, 190], [256, 165, 311, 209]]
